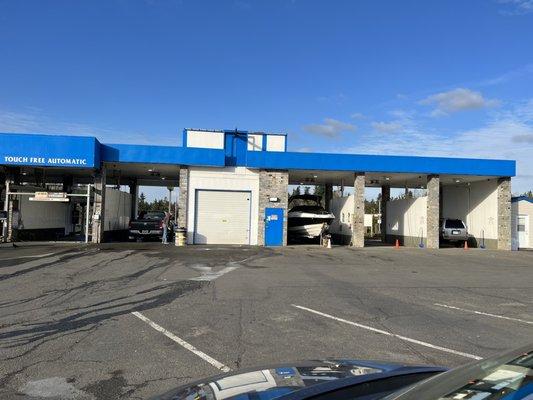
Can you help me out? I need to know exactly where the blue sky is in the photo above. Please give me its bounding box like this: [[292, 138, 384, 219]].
[[1, 0, 532, 200]]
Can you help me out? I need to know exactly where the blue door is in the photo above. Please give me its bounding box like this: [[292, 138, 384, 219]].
[[265, 208, 284, 246]]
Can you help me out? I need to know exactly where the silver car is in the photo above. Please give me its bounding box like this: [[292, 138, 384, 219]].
[[440, 218, 468, 244]]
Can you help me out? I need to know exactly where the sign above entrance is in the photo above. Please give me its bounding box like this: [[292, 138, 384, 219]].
[[0, 133, 99, 168], [29, 192, 70, 202]]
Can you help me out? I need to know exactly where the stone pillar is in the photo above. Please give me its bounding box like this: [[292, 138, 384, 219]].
[[497, 177, 511, 250], [324, 183, 333, 211], [258, 170, 289, 246], [1, 174, 8, 242], [380, 185, 390, 243], [91, 167, 107, 244], [351, 173, 365, 247], [177, 168, 188, 229], [129, 179, 138, 220], [426, 174, 440, 249], [7, 193, 14, 242]]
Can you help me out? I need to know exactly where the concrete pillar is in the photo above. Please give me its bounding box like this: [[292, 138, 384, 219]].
[[324, 183, 333, 211], [426, 174, 440, 249], [129, 180, 138, 220], [177, 168, 188, 229], [91, 167, 107, 244], [351, 173, 365, 247], [497, 177, 511, 250], [258, 170, 289, 246], [380, 185, 390, 243]]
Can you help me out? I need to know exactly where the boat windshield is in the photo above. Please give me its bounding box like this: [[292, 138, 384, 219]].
[[290, 205, 326, 212]]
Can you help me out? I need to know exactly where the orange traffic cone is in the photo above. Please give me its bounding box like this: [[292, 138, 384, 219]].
[[464, 240, 468, 250], [395, 239, 400, 249]]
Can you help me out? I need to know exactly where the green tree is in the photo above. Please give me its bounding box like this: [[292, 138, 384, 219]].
[[138, 192, 147, 213], [290, 186, 301, 197], [365, 199, 379, 214], [314, 185, 325, 206]]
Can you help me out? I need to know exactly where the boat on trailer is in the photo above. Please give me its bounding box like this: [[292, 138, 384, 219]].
[[288, 195, 335, 239]]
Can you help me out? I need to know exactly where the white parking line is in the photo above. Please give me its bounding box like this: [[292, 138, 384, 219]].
[[132, 311, 231, 372], [292, 304, 482, 360], [434, 303, 533, 325], [188, 255, 256, 282], [189, 266, 239, 282]]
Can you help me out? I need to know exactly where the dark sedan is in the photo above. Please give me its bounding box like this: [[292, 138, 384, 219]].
[[152, 345, 532, 400]]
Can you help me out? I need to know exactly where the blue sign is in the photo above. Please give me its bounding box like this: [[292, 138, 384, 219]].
[[0, 133, 99, 168]]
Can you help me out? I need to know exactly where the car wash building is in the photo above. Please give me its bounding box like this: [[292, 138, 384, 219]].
[[0, 129, 516, 249]]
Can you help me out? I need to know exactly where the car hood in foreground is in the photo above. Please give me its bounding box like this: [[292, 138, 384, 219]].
[[151, 359, 445, 400]]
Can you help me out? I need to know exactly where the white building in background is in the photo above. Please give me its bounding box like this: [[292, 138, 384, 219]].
[[512, 197, 532, 250], [329, 195, 380, 245]]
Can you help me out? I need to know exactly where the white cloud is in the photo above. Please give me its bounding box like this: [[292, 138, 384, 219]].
[[316, 93, 348, 104], [420, 88, 500, 116], [0, 108, 176, 145], [371, 121, 403, 133], [498, 0, 533, 15], [512, 134, 533, 143], [481, 63, 533, 86], [350, 112, 366, 119], [303, 118, 356, 137], [338, 100, 533, 194]]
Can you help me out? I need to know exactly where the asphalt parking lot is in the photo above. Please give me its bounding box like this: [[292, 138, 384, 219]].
[[0, 243, 532, 399]]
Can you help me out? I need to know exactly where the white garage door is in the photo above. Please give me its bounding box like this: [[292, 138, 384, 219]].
[[194, 190, 251, 244]]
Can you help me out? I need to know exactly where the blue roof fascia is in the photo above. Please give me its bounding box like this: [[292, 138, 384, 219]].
[[101, 143, 225, 167], [0, 132, 99, 168], [245, 150, 516, 177]]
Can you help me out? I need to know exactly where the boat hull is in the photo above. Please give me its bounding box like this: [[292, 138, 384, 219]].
[[288, 212, 335, 239]]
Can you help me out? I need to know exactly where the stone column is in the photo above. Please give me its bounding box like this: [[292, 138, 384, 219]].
[[351, 173, 365, 247], [1, 174, 8, 242], [380, 185, 390, 243], [7, 193, 14, 242], [177, 168, 189, 229], [91, 167, 107, 244], [497, 177, 511, 250], [129, 179, 138, 220], [426, 174, 440, 249], [324, 183, 333, 211], [258, 170, 289, 246]]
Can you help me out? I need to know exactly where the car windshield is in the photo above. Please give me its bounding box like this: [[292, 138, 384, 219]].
[[386, 347, 533, 400], [445, 220, 465, 229], [143, 212, 165, 220]]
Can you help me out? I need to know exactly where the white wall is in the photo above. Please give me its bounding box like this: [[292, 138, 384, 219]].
[[18, 195, 69, 231], [266, 135, 285, 152], [512, 200, 533, 249], [442, 180, 498, 240], [386, 197, 427, 239], [104, 188, 132, 231], [247, 134, 263, 151], [330, 195, 375, 236], [186, 130, 225, 149], [187, 167, 260, 245], [330, 196, 353, 235]]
